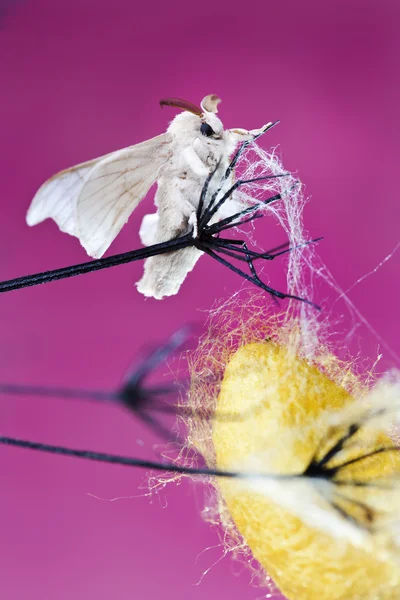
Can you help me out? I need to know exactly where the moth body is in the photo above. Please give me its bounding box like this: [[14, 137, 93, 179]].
[[26, 94, 270, 299]]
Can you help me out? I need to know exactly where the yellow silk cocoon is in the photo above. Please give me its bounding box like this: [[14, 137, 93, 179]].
[[213, 342, 400, 600]]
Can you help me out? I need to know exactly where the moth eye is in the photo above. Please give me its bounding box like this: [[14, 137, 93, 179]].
[[200, 123, 215, 137]]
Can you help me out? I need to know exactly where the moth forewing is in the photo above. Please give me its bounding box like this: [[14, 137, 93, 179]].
[[76, 133, 172, 258]]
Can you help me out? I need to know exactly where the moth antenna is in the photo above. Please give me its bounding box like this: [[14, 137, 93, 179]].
[[159, 97, 202, 116], [201, 94, 221, 113]]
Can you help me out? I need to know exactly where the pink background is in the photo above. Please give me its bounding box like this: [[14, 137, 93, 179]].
[[1, 1, 399, 598]]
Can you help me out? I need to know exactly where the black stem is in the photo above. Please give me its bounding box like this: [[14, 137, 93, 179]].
[[0, 383, 116, 403], [0, 235, 193, 293], [124, 326, 191, 388], [196, 162, 219, 221], [0, 435, 232, 476], [212, 212, 264, 233], [201, 241, 319, 308], [0, 435, 295, 480], [208, 237, 323, 262], [204, 192, 282, 235], [331, 446, 399, 472], [200, 175, 286, 229]]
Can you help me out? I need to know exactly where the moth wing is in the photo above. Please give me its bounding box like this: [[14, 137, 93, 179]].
[[26, 154, 113, 236], [76, 133, 172, 258]]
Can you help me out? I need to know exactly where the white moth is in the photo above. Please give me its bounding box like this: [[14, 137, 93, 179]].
[[27, 94, 270, 299]]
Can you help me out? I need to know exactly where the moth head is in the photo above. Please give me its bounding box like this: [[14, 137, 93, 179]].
[[160, 94, 224, 139]]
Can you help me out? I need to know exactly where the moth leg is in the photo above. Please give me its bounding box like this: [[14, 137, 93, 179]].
[[139, 213, 159, 247], [212, 193, 246, 222], [188, 211, 198, 238], [225, 125, 269, 145]]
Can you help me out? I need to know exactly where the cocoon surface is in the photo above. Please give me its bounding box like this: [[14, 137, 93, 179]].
[[213, 342, 400, 600]]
